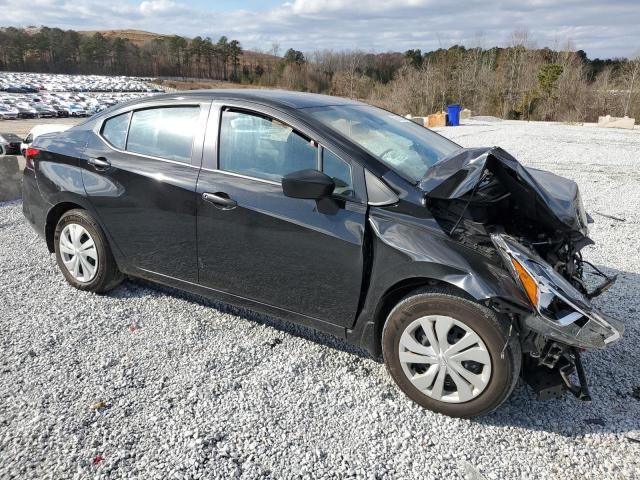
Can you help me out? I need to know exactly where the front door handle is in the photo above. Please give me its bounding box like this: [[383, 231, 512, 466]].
[[88, 157, 111, 170], [203, 192, 237, 210]]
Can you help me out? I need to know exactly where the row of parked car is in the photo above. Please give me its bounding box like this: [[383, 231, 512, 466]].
[[0, 72, 161, 93], [0, 91, 162, 120], [0, 74, 166, 154], [0, 72, 164, 120]]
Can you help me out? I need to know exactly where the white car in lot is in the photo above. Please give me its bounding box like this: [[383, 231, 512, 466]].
[[20, 124, 71, 155], [1, 72, 159, 93], [67, 104, 87, 117], [0, 105, 19, 119]]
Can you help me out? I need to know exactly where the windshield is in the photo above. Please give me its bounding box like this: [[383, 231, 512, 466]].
[[306, 104, 460, 182]]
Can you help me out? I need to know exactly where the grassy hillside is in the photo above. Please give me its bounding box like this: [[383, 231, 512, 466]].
[[78, 29, 167, 46]]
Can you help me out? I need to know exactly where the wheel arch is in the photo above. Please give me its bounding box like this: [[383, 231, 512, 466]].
[[45, 202, 86, 252], [349, 275, 479, 360], [44, 196, 127, 272], [373, 277, 475, 357]]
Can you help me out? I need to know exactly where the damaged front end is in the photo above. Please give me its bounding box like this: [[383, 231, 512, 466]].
[[491, 233, 623, 400], [421, 147, 624, 401], [491, 234, 623, 350]]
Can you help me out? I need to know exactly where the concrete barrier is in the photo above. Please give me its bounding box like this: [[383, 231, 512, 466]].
[[407, 116, 429, 127], [405, 112, 450, 127], [597, 115, 635, 129], [0, 156, 25, 201]]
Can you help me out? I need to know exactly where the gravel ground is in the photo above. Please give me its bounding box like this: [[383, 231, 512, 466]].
[[1, 120, 639, 479], [0, 117, 81, 138]]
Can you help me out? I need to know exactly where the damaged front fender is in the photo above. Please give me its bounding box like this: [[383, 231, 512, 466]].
[[349, 207, 532, 358], [366, 209, 531, 310]]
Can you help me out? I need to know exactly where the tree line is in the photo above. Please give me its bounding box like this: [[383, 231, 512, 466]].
[[0, 27, 249, 81], [372, 33, 640, 123], [1, 26, 638, 122]]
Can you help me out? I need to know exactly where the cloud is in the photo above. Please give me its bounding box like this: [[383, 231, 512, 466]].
[[139, 0, 178, 16], [288, 0, 436, 15], [0, 0, 638, 58]]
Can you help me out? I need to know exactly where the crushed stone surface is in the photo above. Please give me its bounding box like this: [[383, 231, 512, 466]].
[[1, 120, 639, 479]]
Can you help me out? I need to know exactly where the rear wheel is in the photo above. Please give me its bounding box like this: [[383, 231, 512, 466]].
[[382, 289, 521, 417], [54, 209, 123, 293]]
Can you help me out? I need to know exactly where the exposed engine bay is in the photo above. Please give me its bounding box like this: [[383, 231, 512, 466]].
[[421, 147, 624, 401]]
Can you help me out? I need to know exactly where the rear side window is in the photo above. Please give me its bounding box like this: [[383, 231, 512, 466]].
[[101, 112, 129, 149], [127, 107, 200, 163], [219, 110, 317, 182]]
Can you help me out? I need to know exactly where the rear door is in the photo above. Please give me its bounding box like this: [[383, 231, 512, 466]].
[[82, 100, 210, 282], [195, 102, 367, 327]]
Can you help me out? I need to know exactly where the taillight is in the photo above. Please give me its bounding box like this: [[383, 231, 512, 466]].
[[25, 147, 40, 157], [24, 147, 40, 170]]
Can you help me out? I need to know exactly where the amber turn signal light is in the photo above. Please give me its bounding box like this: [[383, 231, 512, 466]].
[[511, 257, 538, 306]]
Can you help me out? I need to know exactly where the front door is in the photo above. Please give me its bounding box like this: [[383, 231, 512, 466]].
[[82, 102, 210, 282], [196, 106, 367, 327]]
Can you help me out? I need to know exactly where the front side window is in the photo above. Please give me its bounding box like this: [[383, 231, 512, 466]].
[[306, 105, 460, 182], [219, 110, 317, 182], [323, 149, 355, 199], [126, 106, 200, 163], [101, 112, 130, 150]]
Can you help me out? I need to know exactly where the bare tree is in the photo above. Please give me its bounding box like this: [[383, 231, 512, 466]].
[[621, 53, 640, 117], [503, 28, 536, 118], [555, 52, 591, 122], [345, 50, 365, 98], [591, 67, 613, 116]]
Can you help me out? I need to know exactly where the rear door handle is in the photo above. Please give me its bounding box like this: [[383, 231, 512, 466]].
[[202, 192, 237, 210], [88, 157, 111, 169]]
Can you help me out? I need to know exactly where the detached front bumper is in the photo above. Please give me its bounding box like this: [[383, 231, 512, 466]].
[[491, 234, 624, 350]]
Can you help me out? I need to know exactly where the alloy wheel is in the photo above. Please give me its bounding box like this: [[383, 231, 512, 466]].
[[398, 315, 492, 403], [59, 223, 99, 283]]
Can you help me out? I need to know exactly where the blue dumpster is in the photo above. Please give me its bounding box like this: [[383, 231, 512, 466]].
[[447, 104, 461, 126]]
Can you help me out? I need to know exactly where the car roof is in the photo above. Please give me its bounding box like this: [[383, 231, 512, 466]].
[[0, 133, 22, 141], [82, 89, 367, 128], [142, 89, 363, 110]]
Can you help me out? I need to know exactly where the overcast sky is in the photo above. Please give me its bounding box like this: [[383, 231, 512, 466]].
[[1, 0, 638, 59]]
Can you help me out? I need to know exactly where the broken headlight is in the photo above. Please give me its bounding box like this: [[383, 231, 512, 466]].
[[491, 234, 623, 349]]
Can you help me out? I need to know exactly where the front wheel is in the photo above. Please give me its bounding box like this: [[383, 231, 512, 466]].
[[382, 290, 521, 418], [54, 209, 123, 293]]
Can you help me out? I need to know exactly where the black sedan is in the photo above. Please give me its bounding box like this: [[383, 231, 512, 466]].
[[16, 105, 38, 119], [34, 104, 57, 118], [21, 90, 623, 417], [52, 105, 71, 117], [0, 132, 23, 155]]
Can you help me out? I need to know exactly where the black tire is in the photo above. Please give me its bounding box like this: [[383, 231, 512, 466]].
[[54, 209, 123, 293], [382, 288, 521, 418]]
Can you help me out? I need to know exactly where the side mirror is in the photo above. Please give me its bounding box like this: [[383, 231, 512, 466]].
[[282, 169, 335, 200]]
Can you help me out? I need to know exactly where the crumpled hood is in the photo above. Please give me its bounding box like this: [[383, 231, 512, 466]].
[[419, 147, 590, 238]]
